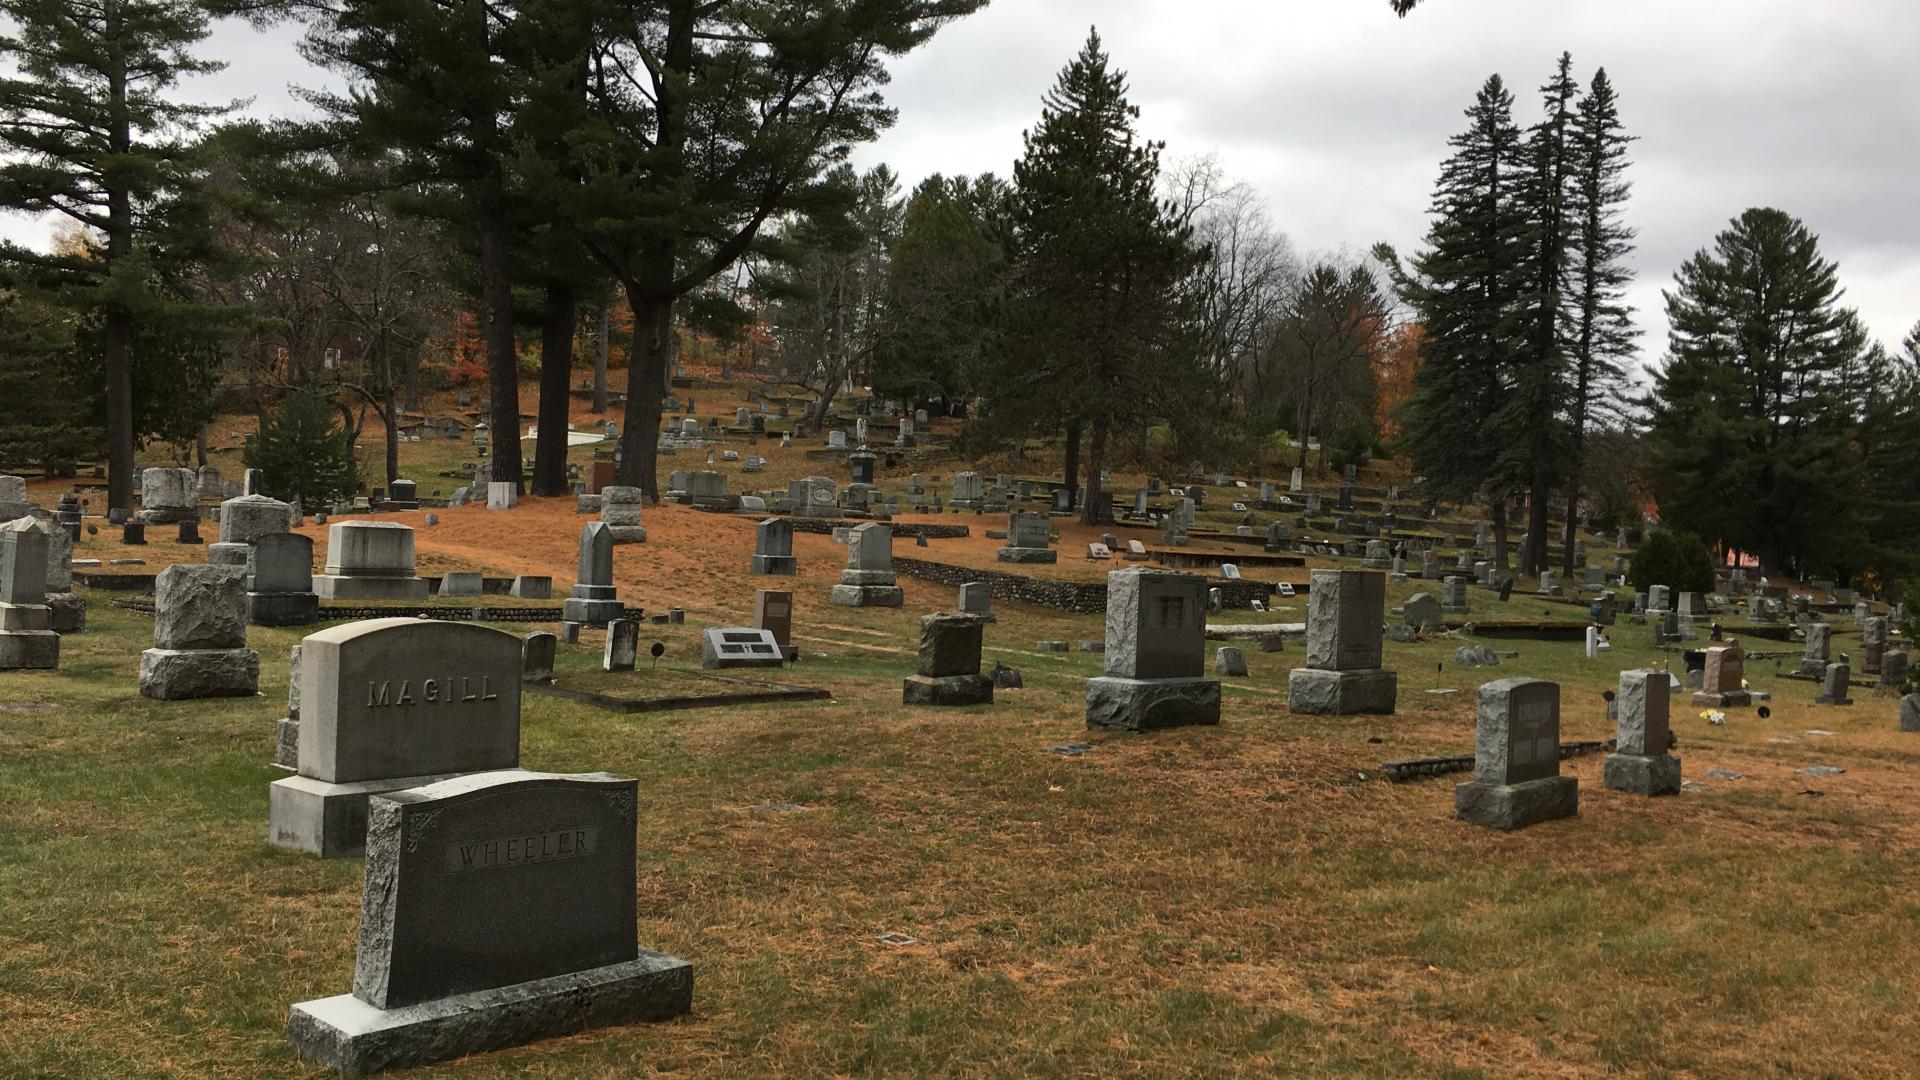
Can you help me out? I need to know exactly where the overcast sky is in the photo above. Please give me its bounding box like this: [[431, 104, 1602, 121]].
[[13, 0, 1915, 365]]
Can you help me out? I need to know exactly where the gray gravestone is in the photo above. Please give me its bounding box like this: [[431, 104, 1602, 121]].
[[603, 619, 639, 671], [1085, 568, 1219, 730], [1455, 678, 1578, 829], [903, 613, 993, 705], [285, 770, 691, 1074], [140, 564, 258, 699], [1288, 569, 1396, 715], [1604, 669, 1681, 795]]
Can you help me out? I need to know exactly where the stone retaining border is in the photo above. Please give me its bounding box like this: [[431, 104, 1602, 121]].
[[892, 556, 1273, 613]]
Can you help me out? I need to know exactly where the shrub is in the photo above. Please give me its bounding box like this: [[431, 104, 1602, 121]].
[[244, 391, 359, 507], [1629, 528, 1716, 594], [1324, 424, 1375, 473]]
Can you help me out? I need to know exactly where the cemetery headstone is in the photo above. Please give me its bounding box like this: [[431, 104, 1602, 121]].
[[997, 511, 1056, 563], [522, 632, 557, 683], [603, 619, 639, 672], [751, 518, 797, 575], [312, 521, 430, 600], [753, 590, 794, 656], [268, 618, 522, 856], [1085, 568, 1220, 731], [0, 518, 58, 669], [598, 486, 648, 543], [829, 523, 904, 607], [561, 523, 624, 625], [701, 627, 785, 669], [248, 531, 320, 626], [1287, 570, 1397, 715], [1816, 662, 1852, 706], [1604, 669, 1682, 795], [283, 770, 692, 1074], [902, 613, 994, 705], [139, 564, 258, 699], [1454, 678, 1579, 829], [1690, 641, 1751, 707], [510, 575, 552, 600]]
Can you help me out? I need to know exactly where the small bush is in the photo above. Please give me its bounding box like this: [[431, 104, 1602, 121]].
[[244, 391, 359, 507], [1629, 528, 1716, 594], [1324, 424, 1375, 473]]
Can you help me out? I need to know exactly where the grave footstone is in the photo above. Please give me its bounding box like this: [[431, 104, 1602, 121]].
[[1287, 570, 1397, 715], [268, 618, 522, 857], [139, 564, 258, 699], [1084, 568, 1220, 731], [1604, 669, 1682, 795], [1455, 678, 1579, 829], [284, 770, 692, 1075], [603, 619, 639, 671]]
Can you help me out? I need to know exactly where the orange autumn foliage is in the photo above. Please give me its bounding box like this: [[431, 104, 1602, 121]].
[[1374, 322, 1424, 442]]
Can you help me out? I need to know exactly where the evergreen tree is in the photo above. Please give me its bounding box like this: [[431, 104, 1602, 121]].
[[995, 29, 1209, 525], [0, 293, 101, 474], [243, 389, 359, 505], [1646, 208, 1869, 576], [0, 0, 231, 511], [871, 173, 1009, 405], [1560, 67, 1636, 573], [573, 0, 986, 498], [1506, 52, 1580, 577], [1376, 74, 1527, 569]]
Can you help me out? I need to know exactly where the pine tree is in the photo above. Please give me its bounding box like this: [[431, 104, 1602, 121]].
[[871, 173, 1009, 405], [1506, 52, 1580, 577], [994, 29, 1208, 525], [0, 0, 231, 511], [1560, 67, 1637, 573], [1376, 74, 1527, 569], [1646, 208, 1870, 577]]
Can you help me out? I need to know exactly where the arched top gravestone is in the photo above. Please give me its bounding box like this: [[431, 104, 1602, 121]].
[[298, 618, 521, 785]]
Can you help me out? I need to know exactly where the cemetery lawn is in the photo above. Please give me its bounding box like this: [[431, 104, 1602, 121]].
[[5, 558, 1919, 1079]]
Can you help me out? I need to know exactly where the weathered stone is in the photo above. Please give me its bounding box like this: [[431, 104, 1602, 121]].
[[219, 493, 292, 545], [1304, 569, 1385, 670], [1213, 646, 1248, 676], [1453, 774, 1580, 830], [902, 673, 994, 706], [314, 522, 429, 600], [562, 523, 623, 624], [1605, 669, 1681, 796], [438, 572, 483, 597], [1901, 693, 1920, 733], [286, 771, 691, 1075], [916, 613, 988, 678], [1286, 667, 1397, 714], [1455, 678, 1577, 830], [1816, 662, 1852, 706], [1402, 592, 1441, 629], [1102, 567, 1207, 679], [751, 518, 796, 575], [138, 647, 259, 699], [699, 627, 784, 669], [153, 563, 249, 650], [603, 619, 639, 671], [1085, 676, 1221, 731], [521, 632, 556, 683]]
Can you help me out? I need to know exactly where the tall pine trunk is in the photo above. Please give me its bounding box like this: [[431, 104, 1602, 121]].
[[1062, 419, 1082, 508], [532, 281, 576, 496], [1524, 472, 1551, 577], [592, 304, 610, 413], [1081, 416, 1108, 526], [1491, 496, 1511, 573], [478, 207, 520, 489], [615, 281, 672, 500], [104, 0, 135, 512]]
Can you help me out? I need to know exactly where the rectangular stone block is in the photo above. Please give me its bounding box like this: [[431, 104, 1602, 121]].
[[1085, 675, 1221, 731], [1614, 669, 1669, 756], [700, 627, 784, 669], [1285, 667, 1398, 715], [1454, 774, 1579, 830], [903, 673, 993, 706], [268, 771, 463, 858], [916, 613, 986, 678], [1304, 570, 1386, 671], [1602, 753, 1682, 797], [1475, 678, 1560, 786], [1103, 568, 1207, 680]]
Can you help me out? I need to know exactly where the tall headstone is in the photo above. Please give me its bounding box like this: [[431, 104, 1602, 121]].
[[598, 485, 647, 543], [1287, 570, 1398, 715], [249, 531, 320, 626], [950, 471, 984, 510], [1604, 669, 1681, 795], [0, 518, 58, 669], [997, 511, 1056, 564], [751, 518, 796, 575], [140, 564, 259, 699], [268, 617, 522, 857], [1084, 568, 1220, 731], [1798, 623, 1832, 677], [1441, 575, 1470, 615], [1454, 678, 1579, 829], [137, 467, 199, 523], [603, 619, 639, 671], [312, 521, 430, 600], [562, 522, 624, 625], [0, 475, 31, 521], [284, 770, 692, 1075], [1861, 615, 1889, 677], [273, 645, 302, 769], [829, 523, 903, 607], [1816, 662, 1853, 706]]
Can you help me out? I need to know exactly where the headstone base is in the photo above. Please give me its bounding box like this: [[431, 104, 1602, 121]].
[[1602, 753, 1682, 797], [995, 547, 1058, 564], [249, 591, 320, 627], [312, 575, 430, 601], [1454, 775, 1579, 830], [902, 673, 994, 707], [561, 597, 625, 625], [138, 648, 259, 699], [1688, 690, 1751, 708], [268, 771, 463, 858], [46, 593, 85, 632], [830, 584, 904, 607], [750, 555, 797, 575], [606, 526, 647, 544], [1286, 667, 1398, 715], [286, 952, 692, 1076], [208, 541, 251, 567], [0, 630, 58, 669], [1084, 675, 1222, 731]]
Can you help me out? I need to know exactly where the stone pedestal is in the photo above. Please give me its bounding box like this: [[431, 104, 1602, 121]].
[[562, 584, 623, 625], [750, 554, 796, 575], [46, 593, 85, 632], [0, 614, 57, 669], [267, 771, 462, 858], [1453, 775, 1579, 830], [1286, 667, 1398, 715], [312, 574, 430, 601], [829, 583, 903, 607], [1689, 690, 1751, 708], [903, 673, 993, 706], [1602, 753, 1682, 796], [250, 591, 320, 626], [139, 647, 260, 699], [1085, 675, 1221, 731]]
